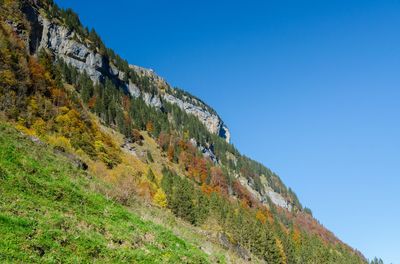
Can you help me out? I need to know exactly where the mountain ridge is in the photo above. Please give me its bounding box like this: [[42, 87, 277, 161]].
[[0, 0, 369, 263], [22, 2, 232, 143]]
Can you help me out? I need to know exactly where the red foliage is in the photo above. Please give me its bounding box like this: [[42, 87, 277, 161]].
[[122, 95, 130, 110], [157, 132, 170, 151], [210, 167, 228, 194], [29, 57, 46, 82], [290, 210, 340, 245], [232, 180, 259, 208], [88, 96, 97, 109], [167, 144, 175, 162], [199, 158, 208, 183], [201, 183, 214, 196]]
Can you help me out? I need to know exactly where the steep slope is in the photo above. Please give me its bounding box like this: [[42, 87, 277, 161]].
[[0, 124, 209, 263], [0, 0, 368, 263], [16, 0, 295, 212], [21, 0, 230, 144]]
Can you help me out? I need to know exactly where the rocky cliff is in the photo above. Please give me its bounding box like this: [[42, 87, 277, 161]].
[[24, 4, 230, 143]]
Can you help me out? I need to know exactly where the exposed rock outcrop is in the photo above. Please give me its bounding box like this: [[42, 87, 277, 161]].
[[26, 8, 231, 143], [39, 17, 105, 83], [163, 93, 230, 143], [238, 175, 292, 211], [189, 138, 218, 163]]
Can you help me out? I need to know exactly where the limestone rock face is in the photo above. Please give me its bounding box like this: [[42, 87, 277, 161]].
[[35, 15, 231, 143], [162, 93, 230, 143], [236, 174, 292, 211], [143, 92, 162, 109], [127, 81, 141, 98], [21, 3, 231, 144], [39, 17, 104, 83]]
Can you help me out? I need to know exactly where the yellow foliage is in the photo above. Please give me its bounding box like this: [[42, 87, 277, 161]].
[[47, 135, 73, 152], [183, 130, 190, 141], [136, 179, 155, 201], [3, 0, 18, 8], [255, 209, 267, 224], [32, 118, 46, 135], [75, 148, 86, 158], [275, 237, 287, 264], [88, 160, 108, 179], [94, 140, 105, 152], [15, 124, 36, 136], [292, 228, 301, 248], [29, 98, 38, 113], [153, 188, 167, 208], [0, 69, 16, 87], [146, 121, 154, 133], [59, 106, 70, 114]]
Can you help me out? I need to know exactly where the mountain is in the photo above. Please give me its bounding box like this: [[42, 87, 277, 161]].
[[0, 0, 368, 263]]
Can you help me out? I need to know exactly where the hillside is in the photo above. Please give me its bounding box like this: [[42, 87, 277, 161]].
[[0, 123, 213, 263], [0, 0, 367, 263]]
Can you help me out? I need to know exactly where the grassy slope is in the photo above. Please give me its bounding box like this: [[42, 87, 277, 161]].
[[0, 123, 210, 263]]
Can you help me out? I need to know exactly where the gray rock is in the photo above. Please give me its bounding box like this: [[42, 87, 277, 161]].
[[143, 92, 162, 108], [163, 93, 230, 143], [26, 7, 231, 142], [127, 81, 141, 98], [190, 138, 218, 163], [38, 17, 104, 83], [110, 64, 119, 77]]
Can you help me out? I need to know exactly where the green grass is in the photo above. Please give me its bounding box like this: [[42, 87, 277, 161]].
[[0, 124, 209, 263]]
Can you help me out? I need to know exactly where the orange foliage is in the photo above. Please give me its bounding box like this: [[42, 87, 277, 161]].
[[293, 211, 339, 245], [178, 139, 187, 151], [256, 209, 267, 224], [51, 88, 68, 106], [146, 121, 154, 133], [210, 167, 227, 194], [88, 96, 97, 109], [157, 132, 170, 150], [136, 180, 155, 201], [199, 158, 208, 183], [167, 144, 175, 162], [28, 57, 46, 81], [201, 183, 214, 196], [179, 151, 189, 170], [292, 227, 301, 247], [240, 198, 250, 208]]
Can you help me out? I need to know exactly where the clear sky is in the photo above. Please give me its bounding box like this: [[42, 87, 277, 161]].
[[55, 0, 400, 262]]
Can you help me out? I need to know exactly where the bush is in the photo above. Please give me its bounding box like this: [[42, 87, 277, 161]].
[[153, 188, 167, 208], [48, 135, 73, 153]]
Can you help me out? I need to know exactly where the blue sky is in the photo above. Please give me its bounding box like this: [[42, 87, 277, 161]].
[[56, 0, 400, 262]]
